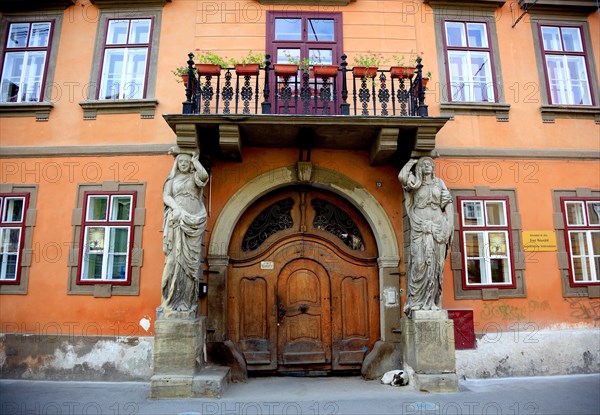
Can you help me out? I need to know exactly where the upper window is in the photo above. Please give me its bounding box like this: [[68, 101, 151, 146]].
[[0, 21, 53, 103], [443, 20, 497, 102], [539, 25, 593, 106], [78, 192, 136, 284], [0, 194, 28, 283], [97, 18, 153, 100], [457, 197, 515, 289], [561, 198, 600, 286]]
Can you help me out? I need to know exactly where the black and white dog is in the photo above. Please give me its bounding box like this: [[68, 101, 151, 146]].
[[381, 369, 409, 386]]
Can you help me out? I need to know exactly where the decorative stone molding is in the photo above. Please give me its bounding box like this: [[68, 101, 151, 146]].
[[219, 124, 242, 162], [424, 0, 505, 7], [79, 99, 158, 120], [257, 0, 355, 6], [540, 105, 600, 124], [370, 128, 398, 166], [0, 103, 53, 122], [440, 102, 511, 122], [0, 0, 75, 11], [90, 0, 171, 7]]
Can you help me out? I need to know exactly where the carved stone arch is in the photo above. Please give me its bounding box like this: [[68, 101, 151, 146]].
[[206, 165, 402, 379]]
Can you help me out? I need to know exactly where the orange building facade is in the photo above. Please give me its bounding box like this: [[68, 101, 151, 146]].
[[0, 0, 599, 383]]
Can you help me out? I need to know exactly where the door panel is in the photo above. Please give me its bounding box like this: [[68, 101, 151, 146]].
[[277, 259, 331, 369], [227, 187, 380, 374]]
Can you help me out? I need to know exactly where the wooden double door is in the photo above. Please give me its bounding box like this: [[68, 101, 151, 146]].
[[227, 188, 380, 373]]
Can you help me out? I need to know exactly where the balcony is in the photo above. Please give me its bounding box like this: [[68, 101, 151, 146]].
[[164, 54, 450, 165]]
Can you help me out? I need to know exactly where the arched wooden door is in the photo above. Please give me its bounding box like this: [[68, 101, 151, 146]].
[[227, 187, 379, 374]]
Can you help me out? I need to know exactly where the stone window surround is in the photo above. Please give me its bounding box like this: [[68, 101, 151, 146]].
[[528, 13, 600, 124], [79, 4, 164, 120], [552, 188, 600, 298], [429, 3, 510, 122], [0, 11, 64, 121], [67, 181, 145, 297], [0, 184, 37, 295], [450, 187, 526, 300]]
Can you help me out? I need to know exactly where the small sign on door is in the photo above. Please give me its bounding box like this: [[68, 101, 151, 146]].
[[261, 261, 274, 270]]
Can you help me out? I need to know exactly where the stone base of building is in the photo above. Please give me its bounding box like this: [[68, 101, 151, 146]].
[[150, 366, 231, 399], [402, 310, 458, 392], [361, 340, 403, 380]]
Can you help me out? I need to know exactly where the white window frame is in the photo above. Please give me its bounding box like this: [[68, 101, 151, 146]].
[[0, 21, 53, 103], [78, 193, 135, 284], [562, 199, 600, 285], [0, 195, 27, 282], [97, 18, 153, 101], [460, 198, 514, 287]]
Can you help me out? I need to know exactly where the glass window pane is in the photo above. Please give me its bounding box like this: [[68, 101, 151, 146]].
[[467, 23, 488, 48], [29, 23, 51, 47], [129, 19, 151, 44], [1, 52, 24, 102], [448, 51, 469, 101], [122, 48, 147, 99], [277, 48, 300, 64], [109, 227, 129, 253], [446, 22, 466, 47], [275, 18, 301, 40], [462, 201, 484, 226], [3, 197, 24, 222], [86, 227, 105, 251], [490, 258, 510, 283], [591, 231, 600, 255], [465, 232, 485, 257], [470, 51, 494, 102], [486, 201, 506, 226], [489, 232, 507, 256], [541, 26, 562, 51], [111, 196, 132, 221], [565, 201, 585, 225], [466, 259, 483, 284], [100, 49, 124, 99], [566, 56, 591, 105], [1, 228, 21, 253], [108, 254, 127, 280], [561, 27, 583, 52], [107, 20, 129, 44], [309, 49, 333, 65], [546, 56, 569, 104], [1, 253, 18, 280], [87, 196, 108, 221], [307, 19, 335, 41], [7, 23, 29, 48], [587, 202, 600, 225], [569, 231, 587, 256], [83, 253, 103, 279]]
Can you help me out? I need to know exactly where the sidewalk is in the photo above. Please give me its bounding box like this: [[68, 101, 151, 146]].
[[1, 374, 599, 415]]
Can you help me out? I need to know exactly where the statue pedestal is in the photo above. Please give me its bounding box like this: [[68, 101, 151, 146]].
[[401, 310, 458, 392], [150, 309, 231, 399]]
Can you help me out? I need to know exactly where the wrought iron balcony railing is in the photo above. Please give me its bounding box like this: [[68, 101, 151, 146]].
[[181, 54, 430, 117]]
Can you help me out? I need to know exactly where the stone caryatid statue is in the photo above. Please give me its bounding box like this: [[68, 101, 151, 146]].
[[160, 148, 209, 315], [398, 157, 453, 317]]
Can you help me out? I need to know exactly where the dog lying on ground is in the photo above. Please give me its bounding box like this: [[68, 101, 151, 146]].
[[381, 369, 409, 386]]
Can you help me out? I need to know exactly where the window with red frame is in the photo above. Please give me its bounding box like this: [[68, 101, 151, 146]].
[[0, 194, 28, 283], [539, 25, 593, 105], [458, 197, 515, 288], [0, 21, 53, 103], [561, 198, 600, 285], [98, 18, 153, 100], [443, 20, 497, 103], [78, 192, 136, 284]]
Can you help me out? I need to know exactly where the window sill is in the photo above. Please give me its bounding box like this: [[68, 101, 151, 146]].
[[424, 0, 505, 7], [540, 105, 600, 123], [0, 102, 54, 121], [90, 0, 171, 6], [519, 0, 599, 14], [79, 99, 158, 120], [258, 0, 354, 4], [440, 102, 511, 122]]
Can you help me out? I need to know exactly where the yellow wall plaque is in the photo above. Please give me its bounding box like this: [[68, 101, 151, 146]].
[[523, 231, 558, 252]]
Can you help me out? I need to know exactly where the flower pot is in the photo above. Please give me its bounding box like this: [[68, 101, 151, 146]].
[[235, 63, 260, 76], [414, 77, 430, 96], [181, 74, 189, 84], [390, 66, 416, 79], [195, 64, 221, 76], [273, 64, 299, 77], [352, 66, 378, 78], [310, 65, 339, 78]]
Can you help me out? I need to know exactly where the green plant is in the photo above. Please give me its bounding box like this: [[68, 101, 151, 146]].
[[194, 50, 228, 67], [391, 50, 415, 67], [172, 65, 190, 83], [352, 51, 386, 68], [229, 50, 266, 68]]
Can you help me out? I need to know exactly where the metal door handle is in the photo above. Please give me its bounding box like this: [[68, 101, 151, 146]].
[[299, 304, 309, 314]]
